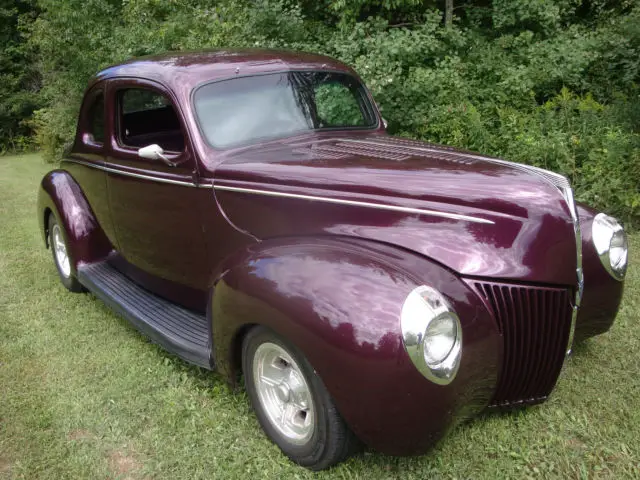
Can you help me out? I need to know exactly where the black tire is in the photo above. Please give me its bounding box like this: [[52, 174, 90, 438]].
[[242, 326, 360, 470], [48, 214, 84, 292]]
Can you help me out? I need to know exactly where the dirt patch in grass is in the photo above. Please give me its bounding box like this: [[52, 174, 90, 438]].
[[108, 450, 143, 479], [67, 429, 93, 441], [0, 454, 12, 476], [566, 437, 587, 451]]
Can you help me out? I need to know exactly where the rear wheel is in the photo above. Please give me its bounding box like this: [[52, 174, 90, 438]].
[[242, 326, 359, 470], [48, 214, 83, 292]]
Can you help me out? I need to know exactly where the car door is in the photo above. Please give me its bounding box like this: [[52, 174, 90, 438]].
[[104, 78, 210, 309], [63, 84, 119, 248]]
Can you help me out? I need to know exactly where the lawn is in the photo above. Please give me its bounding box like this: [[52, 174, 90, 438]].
[[1, 153, 639, 479]]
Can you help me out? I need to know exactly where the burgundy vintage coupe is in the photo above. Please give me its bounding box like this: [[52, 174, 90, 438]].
[[37, 49, 627, 470]]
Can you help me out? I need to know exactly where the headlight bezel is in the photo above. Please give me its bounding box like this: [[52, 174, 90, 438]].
[[400, 286, 462, 385], [592, 213, 628, 281]]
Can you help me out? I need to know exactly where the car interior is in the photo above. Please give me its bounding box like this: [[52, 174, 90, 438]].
[[119, 89, 185, 153]]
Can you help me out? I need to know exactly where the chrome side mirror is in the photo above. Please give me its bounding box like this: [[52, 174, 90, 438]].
[[138, 144, 176, 167], [382, 118, 388, 129]]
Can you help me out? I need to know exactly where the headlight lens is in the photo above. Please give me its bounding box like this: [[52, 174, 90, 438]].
[[400, 286, 462, 385], [423, 314, 458, 365], [592, 213, 628, 281]]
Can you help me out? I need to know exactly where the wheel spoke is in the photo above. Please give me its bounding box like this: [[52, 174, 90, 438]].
[[259, 356, 287, 385], [259, 374, 280, 388], [292, 392, 310, 410], [281, 403, 298, 427], [287, 370, 310, 409]]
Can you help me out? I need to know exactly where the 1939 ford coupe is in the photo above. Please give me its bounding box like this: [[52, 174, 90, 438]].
[[37, 49, 628, 470]]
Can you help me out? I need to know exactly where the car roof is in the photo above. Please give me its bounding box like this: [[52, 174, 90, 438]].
[[91, 49, 356, 93]]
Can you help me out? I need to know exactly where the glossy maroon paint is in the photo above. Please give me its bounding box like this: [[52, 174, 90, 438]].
[[63, 65, 257, 311], [574, 203, 624, 342], [213, 237, 500, 454], [37, 49, 624, 456], [213, 134, 578, 286], [37, 170, 112, 267]]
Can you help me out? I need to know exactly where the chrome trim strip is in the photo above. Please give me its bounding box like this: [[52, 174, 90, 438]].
[[65, 158, 492, 223], [64, 158, 200, 188], [213, 184, 495, 224], [64, 158, 491, 223], [561, 186, 582, 356]]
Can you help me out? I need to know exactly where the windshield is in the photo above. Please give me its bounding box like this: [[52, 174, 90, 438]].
[[193, 71, 378, 148]]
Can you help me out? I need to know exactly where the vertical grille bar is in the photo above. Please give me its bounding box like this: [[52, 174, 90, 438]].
[[470, 281, 573, 407]]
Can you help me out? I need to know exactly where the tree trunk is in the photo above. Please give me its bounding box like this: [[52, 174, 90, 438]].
[[445, 0, 453, 28]]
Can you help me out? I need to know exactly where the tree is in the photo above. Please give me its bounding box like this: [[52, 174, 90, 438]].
[[445, 0, 453, 28], [0, 0, 40, 151]]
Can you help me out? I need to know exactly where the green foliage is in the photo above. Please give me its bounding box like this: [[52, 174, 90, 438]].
[[315, 83, 366, 126], [325, 0, 427, 25], [3, 0, 640, 224], [491, 0, 581, 34], [0, 0, 40, 152]]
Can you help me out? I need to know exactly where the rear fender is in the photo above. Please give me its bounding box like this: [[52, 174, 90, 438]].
[[37, 170, 112, 270], [211, 236, 500, 454]]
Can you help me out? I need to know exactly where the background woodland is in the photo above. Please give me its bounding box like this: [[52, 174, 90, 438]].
[[1, 0, 638, 224]]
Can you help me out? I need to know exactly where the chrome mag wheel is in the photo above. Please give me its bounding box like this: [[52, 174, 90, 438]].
[[243, 327, 359, 469], [52, 223, 71, 278], [252, 342, 315, 445]]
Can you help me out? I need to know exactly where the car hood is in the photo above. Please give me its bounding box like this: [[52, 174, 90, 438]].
[[212, 134, 578, 285]]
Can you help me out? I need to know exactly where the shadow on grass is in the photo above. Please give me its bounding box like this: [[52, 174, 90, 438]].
[[77, 288, 609, 473], [570, 338, 596, 356]]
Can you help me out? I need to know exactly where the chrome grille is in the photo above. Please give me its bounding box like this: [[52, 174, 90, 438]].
[[471, 280, 573, 407]]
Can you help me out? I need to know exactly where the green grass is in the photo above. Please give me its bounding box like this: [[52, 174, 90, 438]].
[[1, 153, 639, 479]]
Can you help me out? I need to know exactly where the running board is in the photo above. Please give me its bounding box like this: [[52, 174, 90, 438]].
[[77, 261, 213, 369]]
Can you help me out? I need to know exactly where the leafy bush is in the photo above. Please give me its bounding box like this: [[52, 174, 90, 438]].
[[4, 0, 640, 225]]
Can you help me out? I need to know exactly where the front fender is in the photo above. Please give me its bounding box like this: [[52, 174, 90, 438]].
[[574, 203, 625, 342], [212, 237, 500, 455], [37, 170, 112, 270]]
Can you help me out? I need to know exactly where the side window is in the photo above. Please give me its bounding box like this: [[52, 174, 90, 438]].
[[314, 82, 365, 128], [87, 93, 105, 144], [118, 88, 185, 152]]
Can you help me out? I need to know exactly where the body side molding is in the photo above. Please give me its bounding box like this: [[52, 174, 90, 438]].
[[213, 184, 495, 224], [63, 158, 494, 225]]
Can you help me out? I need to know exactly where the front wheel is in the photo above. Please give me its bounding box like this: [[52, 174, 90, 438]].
[[48, 214, 83, 292], [242, 326, 359, 470]]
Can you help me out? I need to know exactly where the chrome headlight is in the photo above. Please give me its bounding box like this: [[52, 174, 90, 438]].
[[592, 213, 628, 281], [400, 286, 462, 385]]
